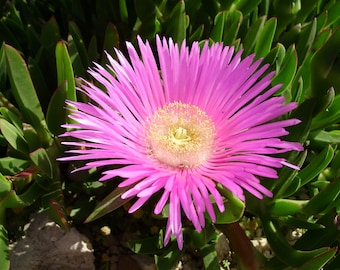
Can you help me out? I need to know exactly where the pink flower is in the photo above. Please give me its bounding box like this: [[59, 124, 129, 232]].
[[60, 36, 303, 249]]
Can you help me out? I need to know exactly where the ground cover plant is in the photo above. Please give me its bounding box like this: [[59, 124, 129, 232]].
[[0, 0, 340, 269]]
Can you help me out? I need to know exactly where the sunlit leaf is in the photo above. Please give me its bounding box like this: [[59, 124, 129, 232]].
[[215, 188, 245, 224], [201, 242, 220, 270], [0, 224, 9, 270], [0, 157, 30, 175], [243, 16, 266, 55], [268, 199, 308, 217], [85, 185, 131, 223], [297, 145, 334, 186], [0, 119, 28, 154], [255, 17, 277, 58], [127, 235, 161, 254], [272, 45, 298, 93], [55, 41, 76, 103], [29, 148, 54, 179], [155, 244, 181, 270], [4, 44, 50, 145]]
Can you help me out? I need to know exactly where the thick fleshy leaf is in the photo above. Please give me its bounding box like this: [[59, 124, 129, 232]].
[[85, 185, 131, 223], [210, 11, 227, 43], [44, 197, 69, 231], [4, 44, 50, 144], [297, 247, 336, 270], [302, 177, 340, 215], [294, 210, 340, 250], [166, 0, 187, 44], [155, 243, 182, 270], [0, 107, 22, 132], [222, 10, 243, 46], [297, 145, 334, 186], [102, 23, 120, 62], [127, 235, 161, 254], [55, 41, 76, 103], [324, 0, 340, 28], [29, 148, 55, 179], [201, 242, 220, 270], [188, 25, 204, 44], [211, 10, 242, 46], [296, 18, 317, 64], [261, 217, 333, 267], [0, 224, 9, 270], [0, 182, 44, 208], [268, 199, 308, 217], [0, 157, 30, 175], [230, 0, 261, 17], [243, 16, 266, 55], [214, 188, 245, 224], [311, 94, 340, 131], [255, 18, 277, 58], [273, 150, 307, 198], [0, 119, 28, 154], [68, 21, 89, 72], [272, 45, 298, 94], [310, 28, 340, 97], [46, 82, 67, 135], [0, 173, 11, 199]]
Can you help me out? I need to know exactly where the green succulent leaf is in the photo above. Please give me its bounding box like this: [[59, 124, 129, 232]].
[[29, 148, 55, 179], [261, 217, 333, 267], [68, 21, 89, 72], [201, 242, 220, 270], [0, 157, 30, 175], [310, 28, 340, 97], [0, 107, 23, 132], [302, 176, 340, 215], [323, 0, 340, 29], [0, 224, 9, 270], [166, 0, 187, 44], [0, 119, 28, 154], [127, 235, 161, 254], [55, 41, 76, 103], [296, 18, 317, 64], [294, 210, 340, 250], [297, 145, 334, 186], [155, 244, 182, 270], [46, 81, 67, 135], [102, 23, 120, 61], [311, 94, 340, 131], [210, 11, 227, 43], [296, 247, 336, 270], [214, 188, 245, 224], [4, 44, 51, 145], [230, 0, 261, 17], [272, 45, 298, 94], [85, 185, 131, 223], [243, 16, 266, 56], [255, 17, 277, 58], [0, 182, 44, 208], [43, 197, 69, 231], [268, 199, 308, 217]]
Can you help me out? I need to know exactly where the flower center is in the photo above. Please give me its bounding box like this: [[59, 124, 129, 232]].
[[147, 102, 215, 168]]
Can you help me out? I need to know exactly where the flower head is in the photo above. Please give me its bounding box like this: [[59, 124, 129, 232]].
[[60, 36, 303, 249]]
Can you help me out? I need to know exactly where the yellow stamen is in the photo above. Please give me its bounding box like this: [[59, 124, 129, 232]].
[[147, 102, 215, 168]]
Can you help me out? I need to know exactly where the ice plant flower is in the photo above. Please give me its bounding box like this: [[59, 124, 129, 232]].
[[60, 36, 303, 249]]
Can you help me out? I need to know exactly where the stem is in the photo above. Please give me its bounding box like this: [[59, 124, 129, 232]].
[[216, 222, 260, 270]]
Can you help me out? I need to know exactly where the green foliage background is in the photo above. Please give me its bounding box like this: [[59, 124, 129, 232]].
[[0, 0, 340, 269]]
